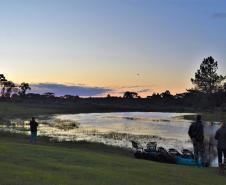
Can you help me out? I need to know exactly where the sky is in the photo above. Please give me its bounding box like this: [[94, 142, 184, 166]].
[[0, 0, 226, 97]]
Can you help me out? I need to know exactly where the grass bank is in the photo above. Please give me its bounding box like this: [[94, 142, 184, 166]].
[[183, 112, 226, 122], [0, 132, 225, 185], [0, 101, 78, 119], [0, 100, 194, 119]]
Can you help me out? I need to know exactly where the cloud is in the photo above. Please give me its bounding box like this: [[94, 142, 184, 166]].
[[212, 12, 226, 19], [30, 83, 112, 97], [119, 85, 141, 89], [137, 88, 152, 93], [29, 83, 154, 97]]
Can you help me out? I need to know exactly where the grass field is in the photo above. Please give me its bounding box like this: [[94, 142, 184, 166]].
[[0, 132, 226, 185], [0, 102, 69, 119]]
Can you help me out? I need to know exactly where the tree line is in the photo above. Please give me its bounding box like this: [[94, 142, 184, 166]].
[[1, 56, 226, 111], [0, 74, 30, 98], [120, 56, 226, 110], [124, 56, 225, 96]]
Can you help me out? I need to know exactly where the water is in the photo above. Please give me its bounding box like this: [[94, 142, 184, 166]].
[[0, 112, 220, 166], [0, 112, 193, 148]]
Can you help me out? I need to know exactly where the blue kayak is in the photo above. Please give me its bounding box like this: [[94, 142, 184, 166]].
[[176, 157, 203, 167], [132, 141, 205, 167]]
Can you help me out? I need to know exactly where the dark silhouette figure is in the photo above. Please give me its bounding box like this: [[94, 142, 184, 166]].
[[188, 115, 205, 166], [215, 121, 226, 168], [29, 117, 39, 144]]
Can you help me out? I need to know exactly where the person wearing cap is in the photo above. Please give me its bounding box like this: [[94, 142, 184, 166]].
[[215, 121, 226, 168], [29, 117, 39, 144], [188, 115, 205, 166]]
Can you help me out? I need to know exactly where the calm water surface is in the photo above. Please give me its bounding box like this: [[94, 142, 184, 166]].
[[1, 112, 195, 150]]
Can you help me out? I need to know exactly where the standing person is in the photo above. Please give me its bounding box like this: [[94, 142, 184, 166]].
[[215, 121, 226, 169], [205, 122, 218, 166], [188, 115, 206, 166], [29, 117, 39, 144]]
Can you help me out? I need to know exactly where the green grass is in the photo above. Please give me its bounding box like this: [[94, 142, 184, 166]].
[[1, 101, 226, 184], [1, 101, 225, 121], [183, 112, 226, 122], [0, 101, 151, 119], [0, 102, 68, 119], [0, 132, 225, 185]]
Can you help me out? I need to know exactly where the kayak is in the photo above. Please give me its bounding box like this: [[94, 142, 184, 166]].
[[132, 141, 203, 167], [176, 157, 202, 167]]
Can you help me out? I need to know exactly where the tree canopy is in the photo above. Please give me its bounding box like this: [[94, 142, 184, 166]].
[[191, 56, 225, 93], [0, 74, 30, 98], [123, 91, 139, 99]]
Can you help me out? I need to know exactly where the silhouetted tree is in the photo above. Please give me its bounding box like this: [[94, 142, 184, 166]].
[[4, 81, 16, 98], [123, 91, 138, 99], [161, 90, 173, 99], [191, 56, 225, 93], [150, 93, 161, 99], [19, 82, 31, 96], [0, 74, 7, 97]]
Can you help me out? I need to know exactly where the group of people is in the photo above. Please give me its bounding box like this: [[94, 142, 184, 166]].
[[188, 115, 226, 168]]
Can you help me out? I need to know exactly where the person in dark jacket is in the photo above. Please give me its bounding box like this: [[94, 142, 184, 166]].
[[188, 115, 205, 165], [29, 117, 39, 144], [215, 121, 226, 167]]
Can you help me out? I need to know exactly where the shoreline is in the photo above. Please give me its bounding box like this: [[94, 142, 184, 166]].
[[0, 130, 132, 156]]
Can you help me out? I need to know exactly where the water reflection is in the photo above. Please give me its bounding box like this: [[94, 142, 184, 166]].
[[0, 112, 193, 147]]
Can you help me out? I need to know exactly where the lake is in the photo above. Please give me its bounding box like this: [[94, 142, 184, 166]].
[[1, 112, 195, 149]]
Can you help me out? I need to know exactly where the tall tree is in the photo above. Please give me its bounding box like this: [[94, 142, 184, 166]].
[[191, 56, 225, 93], [19, 82, 31, 96]]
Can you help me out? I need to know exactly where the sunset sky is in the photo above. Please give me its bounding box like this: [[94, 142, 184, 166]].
[[0, 0, 226, 97]]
